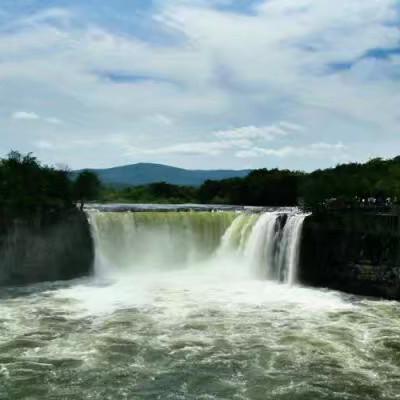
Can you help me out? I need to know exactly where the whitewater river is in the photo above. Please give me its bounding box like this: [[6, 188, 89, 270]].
[[1, 210, 400, 399]]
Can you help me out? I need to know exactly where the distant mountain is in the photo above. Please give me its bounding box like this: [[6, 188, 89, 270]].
[[73, 163, 251, 187]]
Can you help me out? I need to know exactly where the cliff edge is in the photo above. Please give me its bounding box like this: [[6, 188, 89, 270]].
[[300, 210, 400, 299], [0, 209, 94, 286]]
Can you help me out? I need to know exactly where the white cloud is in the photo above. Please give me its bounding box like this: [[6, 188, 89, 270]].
[[278, 122, 305, 132], [126, 138, 252, 156], [45, 117, 63, 125], [236, 142, 348, 159], [12, 111, 40, 120], [11, 111, 63, 125], [309, 142, 346, 151], [214, 124, 295, 141], [1, 0, 399, 170], [122, 134, 345, 160]]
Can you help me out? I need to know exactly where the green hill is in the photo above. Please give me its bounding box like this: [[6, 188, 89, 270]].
[[73, 163, 251, 187]]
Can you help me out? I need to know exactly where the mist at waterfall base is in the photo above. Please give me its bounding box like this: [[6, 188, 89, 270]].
[[2, 210, 400, 399]]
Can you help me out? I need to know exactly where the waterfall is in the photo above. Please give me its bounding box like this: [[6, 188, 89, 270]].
[[219, 211, 309, 284], [243, 213, 280, 279], [87, 211, 236, 275], [87, 209, 309, 284], [276, 213, 309, 285]]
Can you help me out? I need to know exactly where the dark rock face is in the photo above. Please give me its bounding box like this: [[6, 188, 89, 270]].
[[299, 211, 400, 299], [0, 210, 94, 286]]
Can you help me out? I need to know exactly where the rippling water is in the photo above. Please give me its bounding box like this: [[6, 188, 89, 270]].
[[1, 267, 400, 400]]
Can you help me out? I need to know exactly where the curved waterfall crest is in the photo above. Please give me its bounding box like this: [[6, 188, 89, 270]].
[[87, 209, 309, 284]]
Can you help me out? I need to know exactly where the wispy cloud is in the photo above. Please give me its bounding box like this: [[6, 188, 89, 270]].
[[125, 139, 252, 156], [45, 117, 62, 125], [11, 111, 62, 124], [236, 142, 348, 159], [214, 122, 303, 141], [12, 111, 40, 120]]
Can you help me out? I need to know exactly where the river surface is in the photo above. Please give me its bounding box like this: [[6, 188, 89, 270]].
[[1, 209, 400, 399]]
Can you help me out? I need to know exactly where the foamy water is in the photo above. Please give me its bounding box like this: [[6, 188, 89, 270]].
[[1, 210, 400, 399]]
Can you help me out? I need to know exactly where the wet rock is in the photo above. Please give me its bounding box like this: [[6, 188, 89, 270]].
[[299, 211, 400, 299], [0, 210, 94, 286]]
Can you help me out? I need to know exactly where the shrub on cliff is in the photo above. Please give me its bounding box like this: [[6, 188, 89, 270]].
[[73, 170, 102, 210]]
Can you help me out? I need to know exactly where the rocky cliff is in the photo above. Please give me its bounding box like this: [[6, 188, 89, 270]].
[[299, 210, 400, 299], [0, 209, 94, 286]]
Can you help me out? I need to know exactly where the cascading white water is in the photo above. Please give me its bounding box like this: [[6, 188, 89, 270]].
[[218, 211, 309, 284], [277, 213, 310, 285], [87, 209, 309, 284], [88, 211, 237, 276], [243, 212, 280, 279]]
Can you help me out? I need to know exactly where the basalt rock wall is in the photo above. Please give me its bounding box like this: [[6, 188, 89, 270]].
[[299, 210, 400, 299], [0, 209, 94, 286]]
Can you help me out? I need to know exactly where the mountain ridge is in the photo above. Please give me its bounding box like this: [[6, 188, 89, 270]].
[[73, 162, 251, 187]]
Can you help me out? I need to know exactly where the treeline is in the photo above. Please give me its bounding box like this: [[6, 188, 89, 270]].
[[100, 169, 301, 205], [3, 151, 400, 213], [0, 151, 100, 224], [103, 182, 198, 204], [101, 156, 400, 208], [302, 157, 400, 207], [198, 169, 300, 206]]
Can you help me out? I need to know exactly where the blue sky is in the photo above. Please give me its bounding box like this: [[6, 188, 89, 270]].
[[1, 0, 399, 170]]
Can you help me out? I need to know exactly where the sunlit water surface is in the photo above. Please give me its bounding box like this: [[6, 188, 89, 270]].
[[1, 264, 400, 400]]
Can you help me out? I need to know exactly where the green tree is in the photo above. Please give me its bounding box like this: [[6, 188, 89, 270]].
[[0, 151, 75, 223], [73, 171, 101, 210]]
